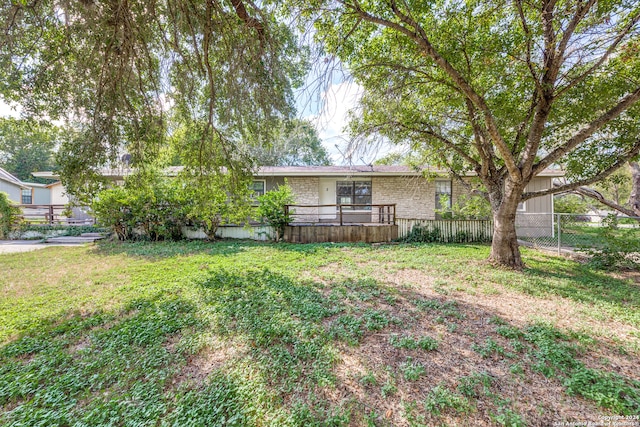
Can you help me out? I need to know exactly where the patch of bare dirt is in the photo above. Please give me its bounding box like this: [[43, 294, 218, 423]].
[[166, 337, 248, 389], [314, 277, 634, 426], [69, 337, 91, 354], [382, 267, 639, 348], [613, 270, 640, 286], [322, 291, 616, 426]]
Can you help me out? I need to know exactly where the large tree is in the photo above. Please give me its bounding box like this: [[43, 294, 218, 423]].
[[301, 0, 640, 268], [1, 0, 306, 200], [0, 117, 59, 183], [253, 119, 332, 166]]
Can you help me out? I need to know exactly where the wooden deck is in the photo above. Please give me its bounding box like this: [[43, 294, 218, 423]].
[[282, 203, 397, 243], [283, 223, 398, 244]]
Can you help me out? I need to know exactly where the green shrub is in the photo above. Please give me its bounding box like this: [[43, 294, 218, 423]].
[[256, 183, 295, 241], [403, 225, 442, 243], [92, 171, 187, 241], [91, 186, 134, 240], [180, 172, 254, 240], [437, 194, 492, 220], [582, 214, 640, 269], [554, 194, 590, 214], [0, 191, 22, 239]]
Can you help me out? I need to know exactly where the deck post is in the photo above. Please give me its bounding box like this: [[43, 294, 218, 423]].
[[49, 204, 54, 225], [339, 205, 343, 226]]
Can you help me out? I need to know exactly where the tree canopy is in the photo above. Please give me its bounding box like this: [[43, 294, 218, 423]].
[[253, 119, 331, 166], [299, 0, 640, 268], [1, 0, 307, 198], [0, 117, 58, 183]]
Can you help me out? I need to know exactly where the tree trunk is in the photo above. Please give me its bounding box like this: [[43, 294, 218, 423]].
[[629, 161, 640, 217], [488, 181, 524, 269]]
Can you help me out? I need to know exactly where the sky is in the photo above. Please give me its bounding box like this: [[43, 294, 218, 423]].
[[0, 101, 20, 118], [299, 80, 363, 164]]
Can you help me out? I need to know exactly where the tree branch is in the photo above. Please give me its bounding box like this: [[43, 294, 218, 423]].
[[514, 0, 540, 88], [230, 0, 265, 43], [533, 86, 640, 174], [573, 186, 638, 217], [555, 10, 640, 98], [339, 1, 522, 182], [524, 139, 640, 200]]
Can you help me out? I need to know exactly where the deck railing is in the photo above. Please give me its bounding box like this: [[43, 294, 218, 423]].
[[284, 204, 396, 226], [16, 204, 95, 225]]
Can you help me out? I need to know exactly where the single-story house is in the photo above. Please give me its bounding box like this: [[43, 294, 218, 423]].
[[35, 165, 561, 241], [253, 165, 559, 221], [254, 165, 561, 241]]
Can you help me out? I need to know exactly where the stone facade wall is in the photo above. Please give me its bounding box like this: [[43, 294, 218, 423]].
[[287, 177, 320, 222], [372, 176, 434, 220], [283, 175, 553, 223], [451, 179, 469, 206]]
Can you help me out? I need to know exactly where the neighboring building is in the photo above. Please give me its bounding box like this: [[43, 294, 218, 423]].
[[0, 166, 34, 204], [46, 181, 70, 205], [21, 182, 52, 204]]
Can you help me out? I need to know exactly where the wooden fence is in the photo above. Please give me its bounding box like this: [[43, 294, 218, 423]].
[[16, 204, 95, 225], [396, 218, 494, 243]]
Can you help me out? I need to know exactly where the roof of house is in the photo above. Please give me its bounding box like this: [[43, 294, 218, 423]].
[[254, 165, 565, 177], [33, 165, 566, 179], [0, 167, 28, 188], [22, 182, 49, 188]]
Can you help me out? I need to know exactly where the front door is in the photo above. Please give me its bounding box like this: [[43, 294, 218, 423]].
[[319, 178, 336, 220]]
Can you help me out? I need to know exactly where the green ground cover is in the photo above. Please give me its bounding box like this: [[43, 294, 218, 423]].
[[0, 241, 638, 426]]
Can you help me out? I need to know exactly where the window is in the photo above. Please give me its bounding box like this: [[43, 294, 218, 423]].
[[517, 201, 526, 211], [251, 180, 266, 197], [435, 180, 452, 218], [21, 189, 32, 204], [336, 181, 372, 210]]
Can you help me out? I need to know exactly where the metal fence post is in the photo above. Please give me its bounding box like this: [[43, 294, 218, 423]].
[[557, 213, 561, 255]]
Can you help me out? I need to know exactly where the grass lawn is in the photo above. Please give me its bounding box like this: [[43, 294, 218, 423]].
[[559, 224, 639, 248], [0, 241, 639, 426]]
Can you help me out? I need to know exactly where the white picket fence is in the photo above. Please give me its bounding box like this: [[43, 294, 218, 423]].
[[181, 219, 494, 243], [396, 218, 494, 242]]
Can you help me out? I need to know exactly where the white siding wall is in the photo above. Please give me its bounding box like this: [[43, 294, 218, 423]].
[[49, 182, 70, 205]]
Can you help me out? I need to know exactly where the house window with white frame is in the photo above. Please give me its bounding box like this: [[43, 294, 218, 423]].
[[21, 189, 32, 204], [251, 180, 266, 197], [336, 181, 372, 210]]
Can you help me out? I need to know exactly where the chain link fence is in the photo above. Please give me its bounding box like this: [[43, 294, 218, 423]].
[[516, 213, 640, 254]]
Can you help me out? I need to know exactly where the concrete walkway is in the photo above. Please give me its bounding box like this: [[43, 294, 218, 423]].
[[0, 235, 103, 254]]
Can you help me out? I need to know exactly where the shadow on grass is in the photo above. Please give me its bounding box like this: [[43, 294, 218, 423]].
[[522, 260, 640, 322], [0, 267, 349, 425], [91, 239, 253, 259], [1, 262, 638, 426]]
